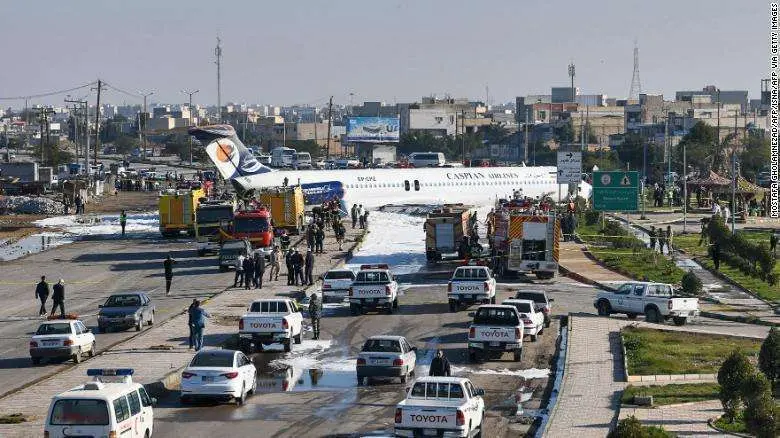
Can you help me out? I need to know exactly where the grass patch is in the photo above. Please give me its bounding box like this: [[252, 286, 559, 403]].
[[621, 383, 720, 406], [590, 247, 684, 284], [0, 413, 28, 424], [622, 326, 761, 375], [675, 234, 780, 303], [713, 415, 747, 433]]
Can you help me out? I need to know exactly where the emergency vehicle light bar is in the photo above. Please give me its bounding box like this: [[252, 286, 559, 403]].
[[87, 368, 134, 377], [360, 264, 389, 270]]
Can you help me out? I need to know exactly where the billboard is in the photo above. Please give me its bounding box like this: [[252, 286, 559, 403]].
[[346, 117, 400, 143]]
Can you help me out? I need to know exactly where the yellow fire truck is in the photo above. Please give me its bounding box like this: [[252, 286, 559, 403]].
[[257, 185, 305, 234], [158, 186, 206, 237]]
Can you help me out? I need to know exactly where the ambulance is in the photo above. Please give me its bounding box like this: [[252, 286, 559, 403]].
[[44, 368, 155, 438]]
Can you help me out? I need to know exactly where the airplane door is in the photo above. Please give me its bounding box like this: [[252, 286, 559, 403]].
[[404, 180, 410, 191], [414, 180, 420, 191]]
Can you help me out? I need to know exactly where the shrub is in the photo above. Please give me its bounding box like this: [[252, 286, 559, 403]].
[[681, 270, 703, 296], [759, 327, 780, 396], [717, 350, 754, 422], [743, 392, 779, 438], [607, 416, 674, 438], [584, 210, 601, 226]]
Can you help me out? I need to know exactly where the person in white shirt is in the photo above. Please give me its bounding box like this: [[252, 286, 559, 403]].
[[712, 203, 721, 218], [723, 206, 730, 223], [233, 253, 246, 288]]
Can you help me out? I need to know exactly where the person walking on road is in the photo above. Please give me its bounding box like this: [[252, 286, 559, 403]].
[[50, 279, 66, 318], [292, 248, 305, 286], [187, 299, 198, 349], [242, 253, 254, 290], [304, 248, 315, 286], [269, 246, 281, 281], [429, 350, 451, 377], [188, 300, 211, 351], [285, 248, 295, 285], [315, 226, 325, 254], [35, 276, 50, 317], [253, 252, 265, 289], [351, 204, 358, 229], [234, 252, 246, 288], [163, 254, 176, 295], [308, 293, 322, 340], [119, 210, 127, 237]]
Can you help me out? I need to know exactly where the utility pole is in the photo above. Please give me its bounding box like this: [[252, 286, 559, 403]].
[[461, 110, 466, 165], [92, 79, 105, 167], [182, 89, 199, 165], [326, 96, 333, 160], [716, 89, 721, 171], [4, 124, 9, 163], [568, 61, 576, 103], [215, 37, 222, 123], [83, 101, 90, 173], [138, 91, 153, 159], [66, 98, 86, 163], [683, 141, 687, 233], [731, 152, 736, 233]]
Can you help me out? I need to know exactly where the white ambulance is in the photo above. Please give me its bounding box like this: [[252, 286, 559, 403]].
[[44, 368, 155, 438]]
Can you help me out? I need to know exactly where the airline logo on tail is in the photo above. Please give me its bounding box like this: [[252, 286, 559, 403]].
[[191, 125, 273, 180]]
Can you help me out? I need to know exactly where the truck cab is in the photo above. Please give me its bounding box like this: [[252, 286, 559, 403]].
[[424, 205, 471, 262], [195, 200, 235, 256], [233, 207, 274, 258]]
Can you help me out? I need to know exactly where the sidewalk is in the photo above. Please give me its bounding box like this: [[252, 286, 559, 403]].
[[0, 226, 363, 437], [558, 240, 631, 285], [619, 400, 726, 437], [545, 315, 627, 437]]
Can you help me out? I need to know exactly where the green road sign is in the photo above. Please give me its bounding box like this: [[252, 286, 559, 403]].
[[592, 171, 639, 212]]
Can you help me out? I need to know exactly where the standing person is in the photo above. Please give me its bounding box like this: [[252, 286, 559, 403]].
[[699, 218, 709, 246], [723, 205, 731, 224], [351, 204, 358, 228], [74, 194, 83, 214], [187, 299, 198, 349], [253, 252, 265, 289], [304, 248, 315, 286], [234, 252, 245, 288], [188, 300, 211, 351], [648, 226, 656, 251], [315, 226, 325, 254], [35, 276, 50, 317], [358, 205, 365, 229], [657, 228, 666, 254], [292, 248, 305, 286], [429, 350, 451, 377], [306, 225, 315, 252], [242, 253, 254, 290], [362, 210, 369, 228], [163, 255, 176, 296], [119, 210, 127, 237], [308, 293, 322, 340], [269, 246, 281, 281], [712, 241, 721, 270], [50, 279, 66, 318], [770, 233, 778, 256], [280, 230, 291, 251], [666, 226, 673, 253], [285, 248, 295, 285], [335, 221, 345, 251]]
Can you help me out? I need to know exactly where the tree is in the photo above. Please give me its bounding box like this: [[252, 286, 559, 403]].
[[717, 350, 755, 422], [553, 120, 574, 144], [740, 372, 778, 438], [582, 150, 621, 172], [113, 135, 140, 155], [759, 327, 780, 396], [607, 416, 645, 438], [33, 138, 74, 167], [681, 270, 703, 296], [739, 132, 770, 183], [287, 140, 322, 159], [482, 125, 510, 145], [675, 121, 718, 176]]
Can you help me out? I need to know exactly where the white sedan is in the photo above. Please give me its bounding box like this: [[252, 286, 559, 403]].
[[30, 318, 96, 365], [356, 335, 417, 385], [502, 299, 545, 341], [180, 349, 257, 405]]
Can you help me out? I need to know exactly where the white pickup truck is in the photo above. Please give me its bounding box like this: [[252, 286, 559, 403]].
[[394, 376, 485, 438], [467, 305, 523, 362], [447, 266, 497, 312], [239, 299, 304, 353], [349, 264, 399, 315], [594, 281, 700, 326]]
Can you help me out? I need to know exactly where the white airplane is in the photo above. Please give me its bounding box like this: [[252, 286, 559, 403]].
[[190, 125, 591, 210]]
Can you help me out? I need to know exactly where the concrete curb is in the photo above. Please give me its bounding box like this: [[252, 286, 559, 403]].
[[620, 334, 629, 382], [540, 313, 573, 438], [699, 311, 779, 328], [625, 373, 717, 383], [707, 418, 753, 437]]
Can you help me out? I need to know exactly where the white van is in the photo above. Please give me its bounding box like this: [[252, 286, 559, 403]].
[[293, 152, 312, 169], [45, 368, 155, 438], [409, 152, 446, 168], [271, 147, 296, 168]]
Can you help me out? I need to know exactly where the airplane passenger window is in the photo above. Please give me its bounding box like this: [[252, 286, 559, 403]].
[[404, 180, 410, 191]]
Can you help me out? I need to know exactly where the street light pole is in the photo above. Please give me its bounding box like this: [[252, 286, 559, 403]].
[[683, 142, 687, 233], [138, 91, 154, 159], [181, 89, 200, 165]]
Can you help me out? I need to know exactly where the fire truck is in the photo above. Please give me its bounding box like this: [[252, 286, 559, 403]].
[[231, 207, 274, 259], [491, 200, 560, 280]]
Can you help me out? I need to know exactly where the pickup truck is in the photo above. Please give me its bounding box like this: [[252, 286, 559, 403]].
[[394, 376, 485, 438], [447, 266, 497, 312], [594, 281, 700, 325], [467, 305, 523, 362], [348, 265, 399, 315], [239, 299, 304, 353]]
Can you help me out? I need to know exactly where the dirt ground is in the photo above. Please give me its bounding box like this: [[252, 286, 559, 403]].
[[0, 191, 158, 243]]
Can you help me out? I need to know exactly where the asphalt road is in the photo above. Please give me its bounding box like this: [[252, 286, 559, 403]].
[[0, 237, 238, 397]]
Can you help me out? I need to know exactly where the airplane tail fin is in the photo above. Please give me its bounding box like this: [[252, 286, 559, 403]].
[[189, 124, 273, 181]]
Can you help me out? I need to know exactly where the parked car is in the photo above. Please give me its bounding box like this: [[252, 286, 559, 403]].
[[97, 292, 155, 332], [502, 299, 544, 342], [514, 289, 554, 328]]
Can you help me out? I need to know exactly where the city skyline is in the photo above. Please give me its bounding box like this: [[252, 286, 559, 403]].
[[0, 0, 770, 109]]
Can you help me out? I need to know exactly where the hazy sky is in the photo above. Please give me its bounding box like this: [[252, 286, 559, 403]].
[[0, 0, 770, 109]]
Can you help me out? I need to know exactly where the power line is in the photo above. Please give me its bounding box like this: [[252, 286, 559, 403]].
[[0, 82, 96, 101], [102, 81, 142, 99]]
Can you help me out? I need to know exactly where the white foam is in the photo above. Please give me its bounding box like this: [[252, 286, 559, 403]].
[[450, 366, 550, 379], [344, 210, 427, 275]]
